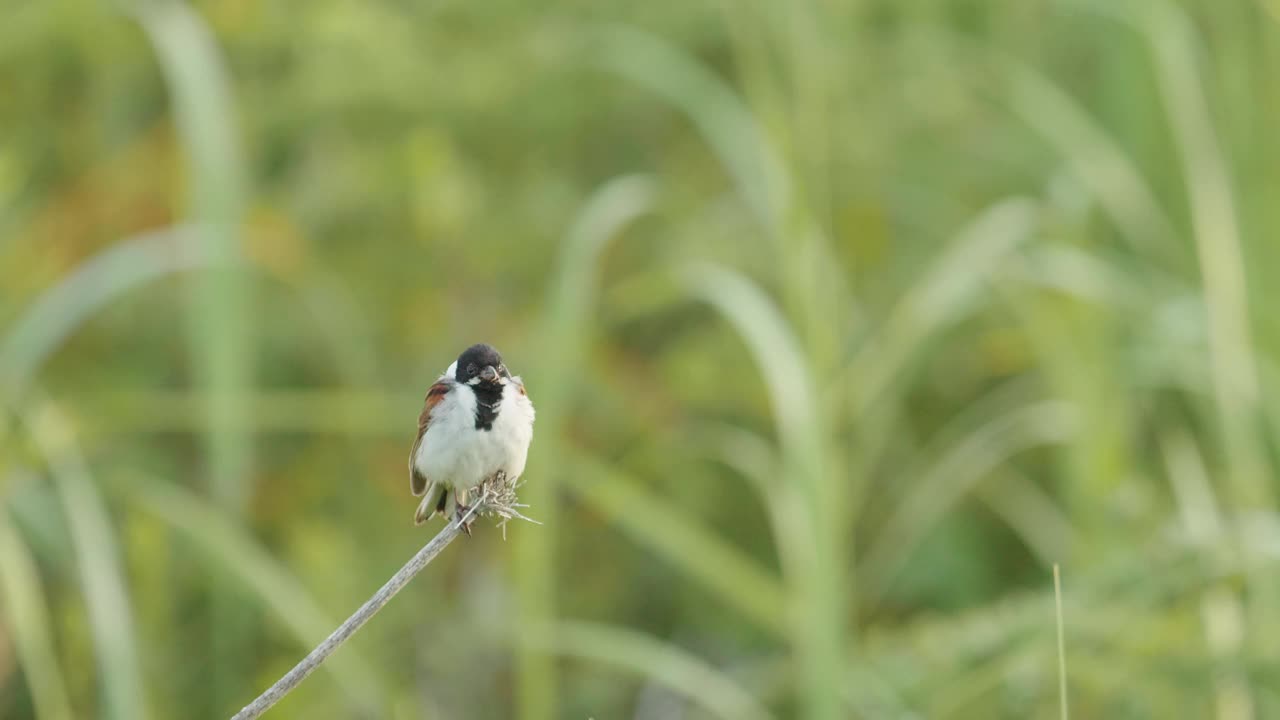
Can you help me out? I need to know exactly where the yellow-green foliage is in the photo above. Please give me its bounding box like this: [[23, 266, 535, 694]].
[[2, 0, 1278, 718]]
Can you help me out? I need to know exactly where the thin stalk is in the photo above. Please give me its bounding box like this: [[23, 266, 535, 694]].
[[135, 2, 254, 710], [230, 475, 529, 719], [230, 519, 464, 720], [1054, 564, 1068, 720]]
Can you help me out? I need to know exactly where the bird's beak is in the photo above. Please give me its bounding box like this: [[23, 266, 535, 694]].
[[479, 365, 499, 383]]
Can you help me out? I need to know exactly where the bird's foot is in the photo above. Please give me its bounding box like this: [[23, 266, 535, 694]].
[[455, 503, 474, 536]]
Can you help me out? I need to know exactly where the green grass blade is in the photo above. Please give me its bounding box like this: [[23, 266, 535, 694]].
[[686, 264, 843, 720], [976, 471, 1074, 567], [134, 480, 384, 716], [1000, 60, 1178, 252], [686, 265, 819, 458], [1161, 430, 1254, 720], [0, 227, 204, 393], [691, 424, 808, 579], [1142, 2, 1270, 510], [80, 389, 405, 436], [566, 455, 787, 637], [1054, 564, 1069, 720], [517, 175, 656, 720], [528, 620, 775, 720], [862, 401, 1076, 604], [27, 400, 148, 720], [135, 2, 255, 707], [1069, 0, 1268, 509], [842, 199, 1037, 416], [588, 26, 789, 240], [135, 0, 252, 515], [1065, 4, 1272, 702], [0, 507, 75, 720]]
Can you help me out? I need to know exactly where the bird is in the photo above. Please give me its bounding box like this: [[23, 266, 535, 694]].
[[409, 343, 535, 533]]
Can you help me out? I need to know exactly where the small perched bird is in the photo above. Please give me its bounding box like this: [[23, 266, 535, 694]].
[[409, 343, 535, 532]]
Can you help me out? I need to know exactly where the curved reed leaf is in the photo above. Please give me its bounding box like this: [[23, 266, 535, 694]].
[[835, 199, 1033, 550], [686, 265, 818, 457], [1000, 61, 1178, 251], [528, 620, 775, 720], [517, 174, 656, 720], [998, 243, 1214, 404], [587, 26, 789, 240], [0, 224, 370, 402], [1141, 3, 1270, 510], [0, 507, 74, 720], [135, 481, 384, 716], [1161, 430, 1253, 720], [135, 0, 253, 505], [26, 400, 148, 720], [1064, 6, 1272, 703], [566, 454, 787, 637], [976, 471, 1074, 567], [862, 401, 1076, 605], [136, 1, 255, 704], [1066, 0, 1268, 507], [858, 522, 1280, 716], [691, 424, 806, 579], [1002, 244, 1151, 308], [843, 199, 1038, 416], [683, 264, 822, 578], [686, 264, 843, 720], [0, 226, 204, 393]]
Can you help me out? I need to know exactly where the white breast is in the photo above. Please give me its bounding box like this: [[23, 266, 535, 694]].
[[413, 377, 535, 492]]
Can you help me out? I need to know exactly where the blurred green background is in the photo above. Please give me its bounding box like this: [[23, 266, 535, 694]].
[[3, 0, 1279, 718]]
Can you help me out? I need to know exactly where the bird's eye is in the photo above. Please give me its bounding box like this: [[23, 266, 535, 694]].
[[467, 364, 477, 374]]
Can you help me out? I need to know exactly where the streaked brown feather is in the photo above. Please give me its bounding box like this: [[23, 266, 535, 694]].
[[409, 380, 452, 496]]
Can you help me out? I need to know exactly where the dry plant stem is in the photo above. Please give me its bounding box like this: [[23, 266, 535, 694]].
[[229, 519, 464, 720], [230, 475, 531, 719], [1054, 564, 1068, 720]]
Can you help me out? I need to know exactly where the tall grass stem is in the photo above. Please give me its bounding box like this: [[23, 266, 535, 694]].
[[230, 519, 465, 720], [1054, 564, 1068, 720]]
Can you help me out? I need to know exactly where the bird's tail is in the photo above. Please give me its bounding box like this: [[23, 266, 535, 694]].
[[414, 483, 448, 525]]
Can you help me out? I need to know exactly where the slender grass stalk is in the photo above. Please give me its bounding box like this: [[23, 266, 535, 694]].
[[137, 482, 384, 716], [1054, 564, 1068, 720], [861, 402, 1075, 606], [231, 475, 527, 719], [0, 508, 75, 720], [528, 620, 775, 720], [229, 519, 464, 720], [231, 515, 465, 717], [976, 472, 1074, 567], [857, 539, 1264, 716], [1071, 2, 1270, 705], [135, 0, 252, 512], [26, 399, 148, 720], [516, 175, 654, 720], [696, 425, 800, 576], [841, 198, 1036, 417], [135, 2, 254, 709], [566, 455, 788, 636], [1003, 61, 1179, 252], [690, 266, 842, 720], [1067, 0, 1271, 499], [590, 27, 788, 239], [1161, 432, 1254, 720], [1131, 0, 1272, 507], [76, 389, 406, 435], [0, 226, 205, 393], [0, 226, 209, 720]]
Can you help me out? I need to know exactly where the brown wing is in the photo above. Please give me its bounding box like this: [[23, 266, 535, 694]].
[[409, 380, 452, 495]]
